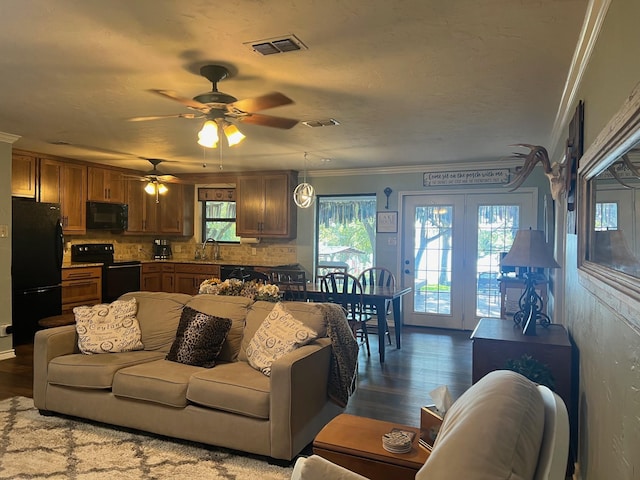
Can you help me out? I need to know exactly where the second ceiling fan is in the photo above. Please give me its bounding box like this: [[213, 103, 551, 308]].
[[130, 64, 299, 148]]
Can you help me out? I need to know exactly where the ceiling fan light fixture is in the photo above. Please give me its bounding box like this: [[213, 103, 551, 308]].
[[198, 120, 219, 148], [223, 122, 246, 147], [157, 183, 168, 195], [144, 182, 157, 195]]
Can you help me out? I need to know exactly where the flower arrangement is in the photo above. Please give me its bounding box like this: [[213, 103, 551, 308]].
[[199, 278, 281, 302]]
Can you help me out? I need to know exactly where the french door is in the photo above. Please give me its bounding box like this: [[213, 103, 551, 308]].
[[401, 190, 536, 330]]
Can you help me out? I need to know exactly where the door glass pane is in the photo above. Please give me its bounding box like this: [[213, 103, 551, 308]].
[[413, 205, 452, 314], [476, 205, 520, 317]]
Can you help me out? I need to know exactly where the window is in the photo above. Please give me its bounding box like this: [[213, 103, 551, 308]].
[[594, 202, 618, 230], [201, 200, 240, 243], [315, 195, 376, 278]]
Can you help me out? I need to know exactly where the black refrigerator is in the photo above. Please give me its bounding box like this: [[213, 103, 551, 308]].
[[11, 198, 64, 345]]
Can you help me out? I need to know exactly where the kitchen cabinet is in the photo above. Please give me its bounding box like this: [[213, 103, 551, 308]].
[[11, 151, 37, 198], [40, 158, 87, 234], [174, 263, 220, 295], [125, 178, 159, 234], [62, 266, 102, 314], [88, 166, 125, 203], [162, 263, 175, 292], [125, 180, 194, 236], [159, 184, 195, 235], [236, 171, 297, 238], [140, 263, 163, 291]]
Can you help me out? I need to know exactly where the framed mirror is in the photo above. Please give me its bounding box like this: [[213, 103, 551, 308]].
[[578, 82, 640, 325]]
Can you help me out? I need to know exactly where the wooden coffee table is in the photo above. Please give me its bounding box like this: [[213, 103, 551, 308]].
[[313, 414, 430, 480]]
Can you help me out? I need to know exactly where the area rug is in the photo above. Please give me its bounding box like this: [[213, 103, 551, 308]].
[[0, 397, 293, 479]]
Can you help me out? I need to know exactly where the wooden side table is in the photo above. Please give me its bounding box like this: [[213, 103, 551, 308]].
[[470, 317, 575, 471], [313, 414, 429, 480]]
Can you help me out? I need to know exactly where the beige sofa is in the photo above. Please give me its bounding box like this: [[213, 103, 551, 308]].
[[292, 370, 570, 480], [33, 291, 348, 461]]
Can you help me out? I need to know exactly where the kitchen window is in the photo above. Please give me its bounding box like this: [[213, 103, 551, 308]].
[[201, 200, 241, 243]]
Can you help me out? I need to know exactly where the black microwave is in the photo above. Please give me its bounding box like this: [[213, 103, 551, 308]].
[[86, 201, 128, 230]]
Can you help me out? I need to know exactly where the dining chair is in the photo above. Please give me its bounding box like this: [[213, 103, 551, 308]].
[[321, 272, 372, 356], [358, 267, 395, 346], [269, 269, 308, 301]]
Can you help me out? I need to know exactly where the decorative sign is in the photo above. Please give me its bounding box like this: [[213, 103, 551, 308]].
[[423, 169, 511, 186], [377, 211, 398, 233]]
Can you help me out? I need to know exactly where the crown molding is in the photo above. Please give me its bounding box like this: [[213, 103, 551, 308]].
[[549, 0, 611, 151], [307, 158, 523, 177], [0, 132, 21, 144]]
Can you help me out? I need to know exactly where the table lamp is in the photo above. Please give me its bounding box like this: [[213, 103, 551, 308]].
[[500, 229, 560, 335]]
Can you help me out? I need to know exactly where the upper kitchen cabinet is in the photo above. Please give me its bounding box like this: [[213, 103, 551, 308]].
[[87, 166, 125, 203], [39, 158, 87, 234], [236, 171, 297, 239], [158, 183, 195, 235], [125, 179, 194, 236], [124, 178, 159, 234], [11, 151, 37, 198]]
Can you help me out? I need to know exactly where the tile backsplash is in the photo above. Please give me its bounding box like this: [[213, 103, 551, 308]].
[[64, 233, 297, 266]]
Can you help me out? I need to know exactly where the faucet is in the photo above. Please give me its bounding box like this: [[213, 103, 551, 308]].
[[199, 238, 220, 261]]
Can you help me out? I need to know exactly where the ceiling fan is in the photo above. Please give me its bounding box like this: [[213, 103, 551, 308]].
[[129, 65, 299, 147], [125, 159, 178, 202]]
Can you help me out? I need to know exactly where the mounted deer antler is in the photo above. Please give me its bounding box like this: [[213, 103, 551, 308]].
[[504, 144, 566, 200], [606, 153, 640, 189]]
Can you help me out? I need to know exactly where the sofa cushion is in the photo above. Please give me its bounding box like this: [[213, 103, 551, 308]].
[[73, 298, 143, 354], [187, 362, 271, 419], [112, 359, 204, 407], [185, 295, 253, 362], [417, 370, 545, 480], [239, 300, 326, 362], [166, 306, 232, 368], [48, 351, 166, 389], [245, 302, 318, 376], [119, 291, 192, 352]]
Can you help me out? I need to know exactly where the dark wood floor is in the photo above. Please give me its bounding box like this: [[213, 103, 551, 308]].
[[0, 326, 472, 427]]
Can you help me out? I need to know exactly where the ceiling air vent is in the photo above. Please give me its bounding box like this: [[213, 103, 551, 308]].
[[302, 118, 341, 128], [245, 34, 307, 56]]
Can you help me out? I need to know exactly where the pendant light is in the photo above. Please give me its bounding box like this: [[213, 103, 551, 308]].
[[294, 152, 316, 208]]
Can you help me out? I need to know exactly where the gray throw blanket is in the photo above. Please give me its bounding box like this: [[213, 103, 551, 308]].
[[319, 303, 359, 407]]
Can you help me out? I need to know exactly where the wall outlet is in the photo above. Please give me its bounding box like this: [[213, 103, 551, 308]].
[[0, 224, 8, 238], [0, 324, 11, 337], [251, 248, 257, 256]]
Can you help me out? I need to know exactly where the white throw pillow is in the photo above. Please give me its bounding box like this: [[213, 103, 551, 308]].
[[74, 298, 144, 354], [246, 302, 318, 376]]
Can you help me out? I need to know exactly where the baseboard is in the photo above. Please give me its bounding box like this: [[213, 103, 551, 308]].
[[0, 349, 16, 361]]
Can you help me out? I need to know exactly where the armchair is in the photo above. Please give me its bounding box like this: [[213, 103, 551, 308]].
[[292, 370, 570, 480]]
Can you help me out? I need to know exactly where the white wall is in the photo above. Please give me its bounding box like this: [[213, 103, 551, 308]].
[[0, 133, 19, 358], [548, 0, 640, 477]]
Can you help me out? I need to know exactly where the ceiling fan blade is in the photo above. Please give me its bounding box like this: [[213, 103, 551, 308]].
[[128, 113, 200, 122], [156, 174, 178, 182], [148, 89, 210, 111], [238, 113, 299, 129], [229, 92, 293, 113]]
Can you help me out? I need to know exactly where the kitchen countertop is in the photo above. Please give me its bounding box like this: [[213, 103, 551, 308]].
[[62, 262, 103, 268]]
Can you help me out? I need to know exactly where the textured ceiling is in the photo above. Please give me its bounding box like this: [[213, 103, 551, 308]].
[[0, 0, 587, 175]]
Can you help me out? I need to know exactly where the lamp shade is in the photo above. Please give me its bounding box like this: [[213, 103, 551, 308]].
[[223, 122, 246, 146], [593, 230, 640, 268], [501, 229, 560, 269], [198, 120, 219, 148]]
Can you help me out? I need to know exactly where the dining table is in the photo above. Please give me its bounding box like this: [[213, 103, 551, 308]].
[[306, 282, 412, 363]]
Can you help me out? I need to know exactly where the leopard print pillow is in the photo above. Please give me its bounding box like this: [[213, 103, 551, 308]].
[[166, 306, 232, 368]]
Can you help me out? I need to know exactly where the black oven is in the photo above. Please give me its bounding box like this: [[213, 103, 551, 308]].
[[71, 244, 140, 302]]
